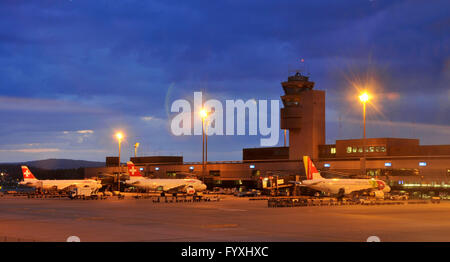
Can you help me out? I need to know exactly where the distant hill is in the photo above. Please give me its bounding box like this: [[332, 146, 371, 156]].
[[24, 159, 105, 170]]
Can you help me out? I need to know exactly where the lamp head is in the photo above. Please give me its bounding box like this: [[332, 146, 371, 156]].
[[359, 92, 370, 103], [115, 132, 124, 141], [200, 109, 208, 119]]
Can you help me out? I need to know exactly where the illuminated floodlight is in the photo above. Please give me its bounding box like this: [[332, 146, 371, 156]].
[[385, 162, 392, 167], [419, 162, 427, 167], [200, 109, 208, 119], [115, 132, 124, 141], [324, 163, 331, 168], [249, 165, 255, 169], [139, 168, 144, 171], [359, 92, 370, 103], [189, 166, 194, 170], [155, 167, 160, 171]]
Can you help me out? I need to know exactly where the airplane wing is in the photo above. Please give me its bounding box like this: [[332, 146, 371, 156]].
[[58, 183, 94, 191], [55, 184, 77, 191], [320, 170, 366, 179], [161, 184, 188, 192], [289, 181, 323, 186]]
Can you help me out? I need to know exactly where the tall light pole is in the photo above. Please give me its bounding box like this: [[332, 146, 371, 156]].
[[200, 109, 208, 182], [115, 132, 124, 192], [134, 142, 140, 158], [359, 92, 370, 177]]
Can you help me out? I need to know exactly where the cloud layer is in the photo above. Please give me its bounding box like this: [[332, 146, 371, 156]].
[[0, 0, 448, 162]]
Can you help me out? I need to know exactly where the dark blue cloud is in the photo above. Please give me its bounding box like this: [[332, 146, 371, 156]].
[[0, 0, 448, 162]]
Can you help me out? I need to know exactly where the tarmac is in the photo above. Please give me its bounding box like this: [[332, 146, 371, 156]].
[[0, 196, 449, 242]]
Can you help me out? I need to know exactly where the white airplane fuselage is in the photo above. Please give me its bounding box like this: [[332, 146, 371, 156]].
[[125, 178, 207, 193], [301, 178, 391, 195], [20, 179, 102, 191]]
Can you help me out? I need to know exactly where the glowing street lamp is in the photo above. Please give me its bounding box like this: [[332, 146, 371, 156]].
[[359, 92, 370, 177], [115, 132, 124, 191], [359, 92, 369, 103], [200, 109, 208, 119]]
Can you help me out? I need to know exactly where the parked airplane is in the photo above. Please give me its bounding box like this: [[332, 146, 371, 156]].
[[295, 156, 391, 197], [19, 166, 102, 191], [125, 161, 207, 195]]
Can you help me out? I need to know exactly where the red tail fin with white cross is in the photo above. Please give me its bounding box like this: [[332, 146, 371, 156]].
[[21, 166, 37, 181], [127, 161, 142, 180]]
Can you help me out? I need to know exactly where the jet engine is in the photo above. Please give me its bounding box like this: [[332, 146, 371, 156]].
[[373, 190, 385, 199], [186, 186, 196, 195]]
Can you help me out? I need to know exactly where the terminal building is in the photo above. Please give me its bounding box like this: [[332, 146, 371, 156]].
[[85, 73, 450, 197]]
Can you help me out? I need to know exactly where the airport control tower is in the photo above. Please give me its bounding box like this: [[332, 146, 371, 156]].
[[281, 72, 325, 160]]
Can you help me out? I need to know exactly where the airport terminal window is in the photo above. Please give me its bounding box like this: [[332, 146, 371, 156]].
[[369, 146, 374, 152], [286, 101, 299, 106], [380, 146, 386, 152], [347, 146, 352, 153], [382, 168, 419, 176], [330, 147, 336, 154], [252, 170, 261, 177], [366, 169, 380, 177], [210, 170, 220, 177], [166, 171, 177, 177], [375, 146, 380, 152], [352, 147, 357, 153], [358, 147, 363, 153]]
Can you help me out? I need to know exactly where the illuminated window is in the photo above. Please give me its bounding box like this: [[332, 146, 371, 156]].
[[166, 171, 177, 177], [369, 146, 374, 152], [252, 170, 261, 176], [352, 147, 357, 153], [330, 147, 336, 154], [380, 146, 386, 152], [375, 146, 380, 152], [210, 170, 220, 177], [346, 147, 352, 153], [358, 147, 363, 153]]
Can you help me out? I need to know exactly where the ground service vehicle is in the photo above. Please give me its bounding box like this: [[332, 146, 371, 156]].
[[69, 187, 98, 200]]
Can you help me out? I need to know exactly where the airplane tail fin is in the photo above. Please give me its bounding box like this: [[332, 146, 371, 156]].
[[21, 166, 37, 181], [303, 156, 323, 180], [127, 161, 142, 179]]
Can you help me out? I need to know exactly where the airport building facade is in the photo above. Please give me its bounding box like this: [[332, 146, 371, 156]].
[[85, 73, 450, 196]]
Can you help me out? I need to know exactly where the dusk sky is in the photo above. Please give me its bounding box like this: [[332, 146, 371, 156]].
[[0, 0, 448, 163]]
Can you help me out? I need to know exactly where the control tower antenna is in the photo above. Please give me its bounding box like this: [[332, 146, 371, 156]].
[[288, 58, 310, 77]]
